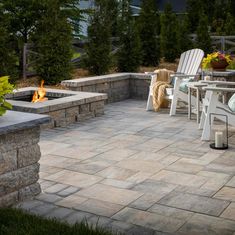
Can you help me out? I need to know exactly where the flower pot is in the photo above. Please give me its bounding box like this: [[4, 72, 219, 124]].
[[211, 59, 229, 71]]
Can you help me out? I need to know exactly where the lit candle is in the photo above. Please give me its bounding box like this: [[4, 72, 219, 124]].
[[215, 131, 223, 148]]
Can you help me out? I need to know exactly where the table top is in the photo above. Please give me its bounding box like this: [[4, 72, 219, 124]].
[[187, 81, 208, 88], [201, 69, 235, 77]]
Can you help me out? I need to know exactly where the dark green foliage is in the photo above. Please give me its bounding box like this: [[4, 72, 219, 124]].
[[0, 208, 118, 235], [186, 0, 204, 33], [117, 0, 141, 72], [196, 14, 212, 55], [84, 0, 117, 75], [0, 7, 18, 81], [225, 13, 235, 35], [177, 16, 193, 54], [160, 3, 178, 62], [138, 0, 160, 66], [34, 0, 73, 85]]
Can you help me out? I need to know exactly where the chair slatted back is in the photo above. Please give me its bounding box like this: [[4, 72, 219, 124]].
[[177, 49, 204, 76]]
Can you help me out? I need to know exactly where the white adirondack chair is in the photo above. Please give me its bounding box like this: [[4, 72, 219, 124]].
[[199, 81, 235, 140], [146, 49, 204, 116]]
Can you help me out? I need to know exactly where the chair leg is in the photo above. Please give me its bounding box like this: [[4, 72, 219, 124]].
[[201, 93, 218, 141], [170, 78, 180, 116], [146, 94, 153, 111]]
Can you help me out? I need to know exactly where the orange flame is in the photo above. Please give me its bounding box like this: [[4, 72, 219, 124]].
[[32, 80, 48, 103]]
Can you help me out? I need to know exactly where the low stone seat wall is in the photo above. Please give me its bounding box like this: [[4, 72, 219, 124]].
[[0, 111, 50, 207], [62, 73, 151, 103]]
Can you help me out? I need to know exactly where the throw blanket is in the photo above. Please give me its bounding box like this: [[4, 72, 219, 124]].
[[152, 69, 174, 111]]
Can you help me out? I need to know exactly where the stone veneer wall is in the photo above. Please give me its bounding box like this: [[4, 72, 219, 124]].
[[44, 99, 106, 129], [62, 73, 151, 103], [0, 111, 49, 207]]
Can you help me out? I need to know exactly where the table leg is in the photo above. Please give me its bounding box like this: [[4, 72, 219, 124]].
[[196, 88, 200, 124], [188, 87, 192, 120]]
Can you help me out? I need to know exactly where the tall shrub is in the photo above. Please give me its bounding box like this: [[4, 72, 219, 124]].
[[186, 0, 204, 33], [34, 0, 73, 85], [2, 0, 44, 76], [160, 3, 178, 62], [117, 0, 141, 72], [84, 0, 117, 75], [225, 13, 235, 35], [196, 14, 212, 55], [138, 0, 160, 66], [0, 6, 18, 81], [177, 16, 193, 54]]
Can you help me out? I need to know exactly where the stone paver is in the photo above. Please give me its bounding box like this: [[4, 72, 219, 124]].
[[214, 187, 235, 202], [158, 191, 230, 216], [18, 100, 235, 235], [76, 184, 143, 206]]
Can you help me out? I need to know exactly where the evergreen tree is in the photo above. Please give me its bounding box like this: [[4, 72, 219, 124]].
[[186, 0, 203, 33], [138, 0, 160, 66], [196, 14, 212, 55], [0, 6, 18, 81], [117, 0, 141, 72], [177, 16, 193, 54], [34, 0, 73, 85], [84, 0, 117, 75], [225, 13, 235, 35], [160, 3, 178, 62]]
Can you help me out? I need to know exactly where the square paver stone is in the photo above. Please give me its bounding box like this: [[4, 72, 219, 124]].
[[177, 213, 235, 235], [96, 166, 138, 180], [76, 184, 143, 206], [151, 170, 207, 187], [74, 199, 124, 217], [43, 170, 102, 188], [112, 207, 185, 233], [158, 191, 230, 216], [214, 187, 235, 202], [117, 159, 164, 174], [221, 203, 235, 221], [56, 194, 88, 208]]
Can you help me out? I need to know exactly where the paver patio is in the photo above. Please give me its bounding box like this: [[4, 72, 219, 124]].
[[17, 100, 235, 235]]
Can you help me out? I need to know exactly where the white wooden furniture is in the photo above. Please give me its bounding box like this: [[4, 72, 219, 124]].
[[146, 49, 204, 116], [187, 82, 207, 123], [199, 81, 235, 140]]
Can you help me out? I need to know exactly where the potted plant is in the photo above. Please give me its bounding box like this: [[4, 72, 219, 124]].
[[0, 76, 14, 116], [202, 52, 232, 71]]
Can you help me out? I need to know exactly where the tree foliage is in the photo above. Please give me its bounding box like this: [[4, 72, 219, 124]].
[[34, 0, 74, 85], [177, 16, 193, 54], [138, 0, 160, 66], [160, 3, 178, 62], [117, 0, 141, 72], [0, 6, 18, 81], [196, 14, 212, 55], [84, 0, 118, 75]]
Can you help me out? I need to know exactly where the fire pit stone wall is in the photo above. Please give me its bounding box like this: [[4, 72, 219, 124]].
[[6, 88, 107, 128]]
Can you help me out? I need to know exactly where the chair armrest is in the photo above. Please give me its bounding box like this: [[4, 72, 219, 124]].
[[203, 87, 235, 92], [170, 74, 199, 78], [144, 72, 158, 76], [200, 80, 235, 86]]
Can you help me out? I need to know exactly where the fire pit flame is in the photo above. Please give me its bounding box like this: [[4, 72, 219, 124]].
[[32, 80, 48, 103]]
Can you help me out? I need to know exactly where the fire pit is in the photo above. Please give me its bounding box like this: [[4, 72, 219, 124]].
[[6, 87, 107, 128]]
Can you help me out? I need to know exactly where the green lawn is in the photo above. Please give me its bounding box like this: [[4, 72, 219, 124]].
[[0, 208, 119, 235]]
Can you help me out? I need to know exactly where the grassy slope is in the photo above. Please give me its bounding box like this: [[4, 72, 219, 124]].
[[0, 208, 118, 235]]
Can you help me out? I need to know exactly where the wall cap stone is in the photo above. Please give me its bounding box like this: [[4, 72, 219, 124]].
[[0, 111, 50, 135]]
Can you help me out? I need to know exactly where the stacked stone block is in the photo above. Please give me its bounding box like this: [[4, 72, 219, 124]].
[[0, 127, 42, 207], [62, 73, 151, 103]]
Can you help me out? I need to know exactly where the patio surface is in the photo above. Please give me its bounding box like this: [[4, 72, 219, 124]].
[[17, 100, 235, 235]]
